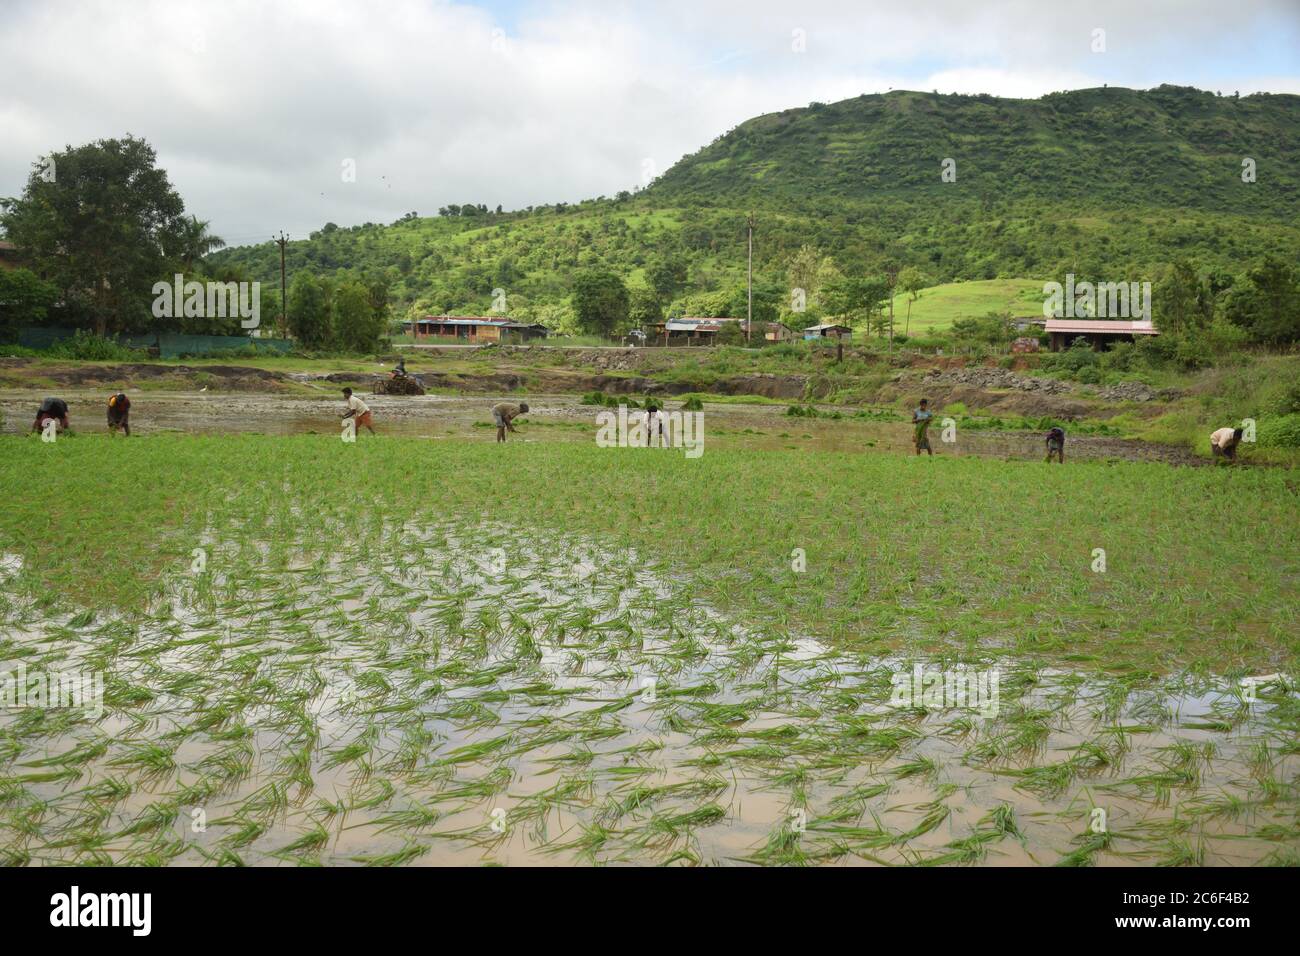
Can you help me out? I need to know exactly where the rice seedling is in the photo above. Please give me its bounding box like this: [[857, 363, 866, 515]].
[[0, 435, 1294, 864]]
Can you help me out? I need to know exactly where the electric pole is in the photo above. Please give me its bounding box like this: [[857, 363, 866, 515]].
[[746, 212, 755, 344], [275, 231, 289, 338]]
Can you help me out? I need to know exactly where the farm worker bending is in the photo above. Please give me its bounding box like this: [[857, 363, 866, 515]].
[[342, 388, 376, 435], [1045, 425, 1065, 464], [912, 398, 934, 456], [1210, 426, 1244, 461], [33, 397, 69, 435], [492, 401, 529, 442], [107, 393, 131, 436]]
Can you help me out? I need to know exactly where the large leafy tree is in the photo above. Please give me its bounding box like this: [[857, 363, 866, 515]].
[[333, 281, 383, 352], [629, 286, 663, 329], [287, 272, 330, 348], [571, 270, 629, 335], [1227, 256, 1300, 345], [0, 136, 188, 335], [646, 253, 688, 306]]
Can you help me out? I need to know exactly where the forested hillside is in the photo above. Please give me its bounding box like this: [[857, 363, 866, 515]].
[[207, 85, 1300, 330]]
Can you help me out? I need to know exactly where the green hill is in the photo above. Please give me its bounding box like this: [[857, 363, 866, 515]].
[[890, 279, 1046, 333], [208, 85, 1300, 329]]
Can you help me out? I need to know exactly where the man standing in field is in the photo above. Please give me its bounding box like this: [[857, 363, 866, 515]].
[[912, 398, 934, 456], [32, 397, 69, 435], [1210, 426, 1244, 462], [492, 401, 529, 442], [1045, 425, 1065, 463], [107, 393, 131, 436], [342, 387, 376, 436]]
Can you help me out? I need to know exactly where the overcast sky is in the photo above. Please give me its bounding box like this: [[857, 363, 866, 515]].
[[2, 0, 1297, 246]]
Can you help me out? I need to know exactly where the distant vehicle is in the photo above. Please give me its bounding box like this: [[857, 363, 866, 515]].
[[625, 329, 647, 347]]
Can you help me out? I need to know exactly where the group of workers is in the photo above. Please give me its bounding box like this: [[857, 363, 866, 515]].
[[31, 394, 130, 437], [911, 397, 1240, 464], [24, 383, 1249, 463]]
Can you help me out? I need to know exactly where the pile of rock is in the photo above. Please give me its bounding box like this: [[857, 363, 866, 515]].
[[921, 366, 1072, 395], [1096, 381, 1157, 403]]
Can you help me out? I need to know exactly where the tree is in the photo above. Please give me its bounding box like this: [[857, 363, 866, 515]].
[[1226, 256, 1300, 345], [571, 270, 629, 336], [333, 281, 383, 352], [0, 267, 59, 340], [0, 136, 187, 336], [786, 244, 834, 311], [175, 215, 225, 273], [1155, 260, 1207, 336], [952, 311, 1015, 349], [287, 272, 330, 348], [646, 254, 688, 306], [822, 276, 889, 334], [629, 286, 663, 329], [896, 266, 928, 336]]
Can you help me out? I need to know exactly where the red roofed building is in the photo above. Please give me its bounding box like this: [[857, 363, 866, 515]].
[[1045, 319, 1158, 352]]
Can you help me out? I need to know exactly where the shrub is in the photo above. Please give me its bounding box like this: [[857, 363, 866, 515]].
[[681, 395, 704, 410], [46, 330, 141, 361], [1257, 414, 1300, 448]]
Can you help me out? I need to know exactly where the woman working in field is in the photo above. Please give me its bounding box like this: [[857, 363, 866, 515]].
[[912, 398, 934, 456], [33, 397, 70, 435], [107, 393, 131, 436]]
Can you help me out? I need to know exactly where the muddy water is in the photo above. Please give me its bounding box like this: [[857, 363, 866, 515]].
[[0, 388, 1203, 465], [1, 524, 1293, 866]]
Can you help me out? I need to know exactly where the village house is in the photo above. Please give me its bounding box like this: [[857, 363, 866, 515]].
[[802, 322, 853, 341], [403, 315, 549, 343], [1044, 318, 1159, 352], [649, 317, 794, 346]]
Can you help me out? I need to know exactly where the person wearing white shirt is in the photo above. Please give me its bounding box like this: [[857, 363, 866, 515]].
[[1209, 426, 1243, 461], [342, 388, 376, 435]]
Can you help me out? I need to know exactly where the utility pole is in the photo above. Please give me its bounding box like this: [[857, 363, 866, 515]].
[[746, 212, 755, 344], [275, 231, 289, 338]]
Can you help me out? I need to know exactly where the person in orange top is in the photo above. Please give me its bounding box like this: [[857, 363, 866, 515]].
[[107, 393, 131, 436]]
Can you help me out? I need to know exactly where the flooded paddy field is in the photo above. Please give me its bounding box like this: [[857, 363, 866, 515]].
[[0, 435, 1295, 866], [0, 387, 1203, 465]]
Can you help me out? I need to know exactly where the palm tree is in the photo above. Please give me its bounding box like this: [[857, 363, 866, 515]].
[[177, 215, 225, 272]]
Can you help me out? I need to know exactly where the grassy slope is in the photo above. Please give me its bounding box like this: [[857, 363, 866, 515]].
[[206, 87, 1300, 320], [2, 435, 1295, 676], [890, 279, 1045, 332]]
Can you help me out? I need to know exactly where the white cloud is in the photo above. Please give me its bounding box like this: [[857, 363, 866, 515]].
[[0, 0, 1295, 242]]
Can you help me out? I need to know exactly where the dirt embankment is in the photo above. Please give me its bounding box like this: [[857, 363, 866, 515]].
[[0, 359, 288, 391], [0, 349, 1175, 420]]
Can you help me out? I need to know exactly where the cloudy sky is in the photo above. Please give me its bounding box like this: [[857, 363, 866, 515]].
[[2, 0, 1297, 246]]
